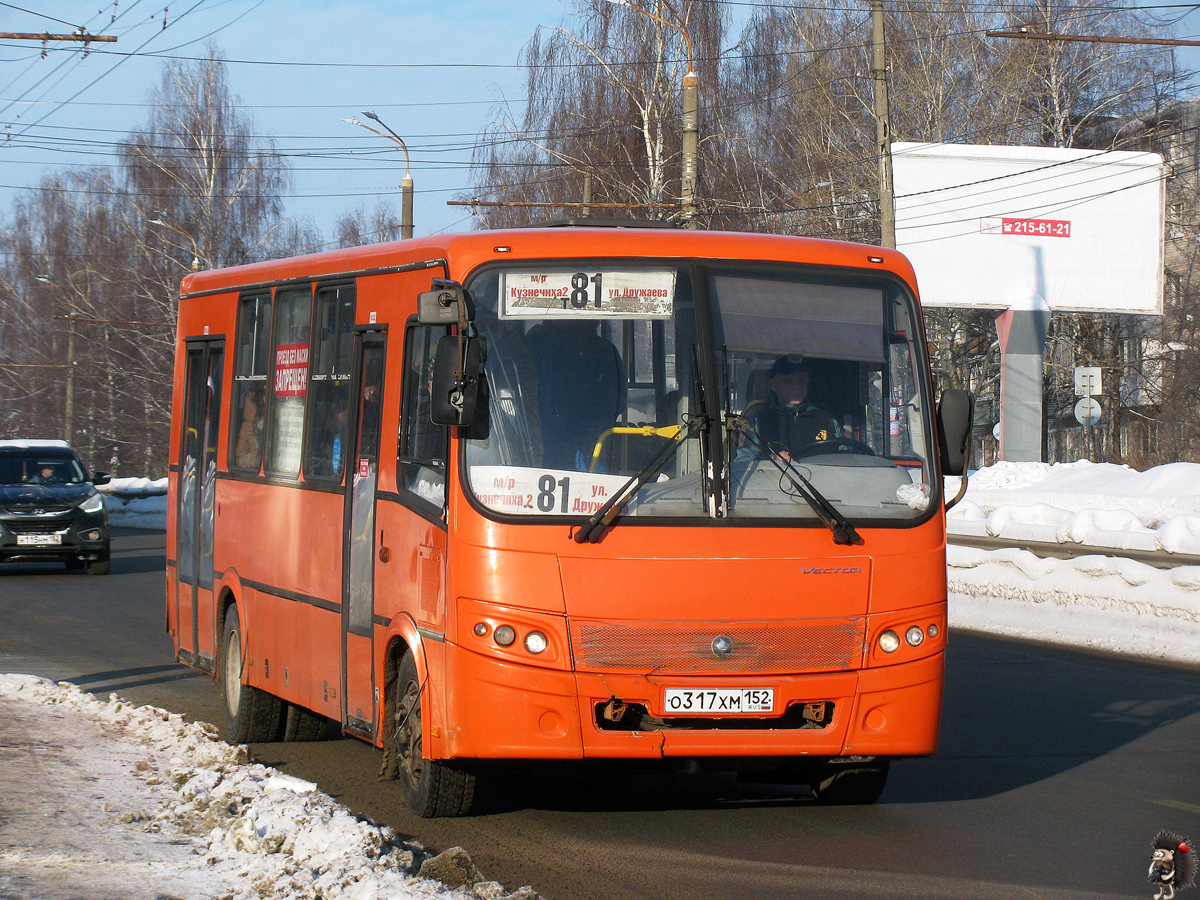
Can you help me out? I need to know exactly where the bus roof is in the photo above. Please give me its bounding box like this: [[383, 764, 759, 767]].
[[178, 227, 919, 300]]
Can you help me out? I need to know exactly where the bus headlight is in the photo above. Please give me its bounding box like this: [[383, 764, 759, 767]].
[[524, 631, 548, 655], [878, 630, 900, 653], [905, 626, 925, 647], [458, 598, 569, 669]]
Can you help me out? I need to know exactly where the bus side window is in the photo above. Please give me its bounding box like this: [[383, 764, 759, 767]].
[[304, 284, 355, 480], [230, 292, 271, 472], [399, 324, 448, 514], [264, 286, 313, 478]]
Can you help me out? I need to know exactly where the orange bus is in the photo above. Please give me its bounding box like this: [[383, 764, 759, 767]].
[[167, 223, 972, 816]]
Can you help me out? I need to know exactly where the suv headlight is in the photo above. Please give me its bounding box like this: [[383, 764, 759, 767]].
[[78, 492, 106, 514]]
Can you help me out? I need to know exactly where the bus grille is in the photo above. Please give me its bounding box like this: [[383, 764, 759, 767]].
[[569, 617, 866, 674]]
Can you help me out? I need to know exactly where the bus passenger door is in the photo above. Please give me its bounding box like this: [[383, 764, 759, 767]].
[[176, 337, 224, 671], [342, 332, 385, 737]]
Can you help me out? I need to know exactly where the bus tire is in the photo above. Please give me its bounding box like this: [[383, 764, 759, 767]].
[[393, 652, 475, 817], [283, 703, 332, 742], [221, 606, 283, 744], [810, 759, 889, 805]]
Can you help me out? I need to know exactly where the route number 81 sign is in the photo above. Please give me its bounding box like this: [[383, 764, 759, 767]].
[[500, 269, 676, 319]]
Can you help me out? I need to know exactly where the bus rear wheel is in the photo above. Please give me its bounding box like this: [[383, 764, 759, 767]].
[[393, 652, 475, 817], [283, 703, 332, 742], [810, 759, 890, 805], [221, 606, 283, 744]]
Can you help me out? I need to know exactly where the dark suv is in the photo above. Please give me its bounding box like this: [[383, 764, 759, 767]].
[[0, 440, 111, 575]]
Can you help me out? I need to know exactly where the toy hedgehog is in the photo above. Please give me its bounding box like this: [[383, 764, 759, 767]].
[[1150, 830, 1196, 900]]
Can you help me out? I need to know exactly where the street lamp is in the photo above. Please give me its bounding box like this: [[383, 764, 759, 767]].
[[147, 215, 201, 271], [36, 274, 78, 443], [343, 112, 414, 239], [605, 0, 699, 227]]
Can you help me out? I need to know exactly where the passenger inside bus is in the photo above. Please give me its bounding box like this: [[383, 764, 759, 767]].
[[234, 388, 264, 469], [737, 355, 840, 463]]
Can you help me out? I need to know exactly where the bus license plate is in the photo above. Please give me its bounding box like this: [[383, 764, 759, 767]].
[[663, 688, 774, 714], [17, 534, 61, 546]]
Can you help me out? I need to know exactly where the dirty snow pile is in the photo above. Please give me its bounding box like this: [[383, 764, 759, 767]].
[[0, 673, 539, 900], [945, 460, 1200, 665]]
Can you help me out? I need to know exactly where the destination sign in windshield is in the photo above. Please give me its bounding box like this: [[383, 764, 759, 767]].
[[500, 269, 675, 319]]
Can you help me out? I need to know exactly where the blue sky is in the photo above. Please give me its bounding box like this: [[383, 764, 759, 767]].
[[0, 0, 568, 240], [2, 0, 1198, 245]]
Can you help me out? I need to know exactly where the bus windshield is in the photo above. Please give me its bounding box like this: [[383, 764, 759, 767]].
[[462, 261, 935, 524]]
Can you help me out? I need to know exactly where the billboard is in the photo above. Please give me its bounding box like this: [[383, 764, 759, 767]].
[[892, 142, 1165, 314]]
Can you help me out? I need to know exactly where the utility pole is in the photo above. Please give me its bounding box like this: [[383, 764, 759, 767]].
[[64, 308, 76, 444], [871, 0, 896, 248], [680, 67, 699, 228]]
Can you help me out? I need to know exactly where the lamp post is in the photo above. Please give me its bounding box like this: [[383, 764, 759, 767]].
[[148, 215, 202, 271], [606, 0, 699, 227], [344, 112, 414, 239]]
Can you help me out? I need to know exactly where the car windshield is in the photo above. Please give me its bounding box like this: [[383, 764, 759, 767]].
[[0, 452, 87, 485], [460, 262, 935, 525]]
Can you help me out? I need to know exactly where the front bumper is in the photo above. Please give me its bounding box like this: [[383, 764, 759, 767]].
[[0, 509, 110, 563], [440, 642, 944, 762]]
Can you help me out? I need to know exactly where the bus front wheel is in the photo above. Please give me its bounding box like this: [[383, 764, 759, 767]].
[[393, 652, 475, 817], [220, 606, 283, 744], [810, 759, 890, 805]]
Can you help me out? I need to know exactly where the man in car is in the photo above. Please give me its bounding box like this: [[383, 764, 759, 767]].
[[27, 463, 64, 483]]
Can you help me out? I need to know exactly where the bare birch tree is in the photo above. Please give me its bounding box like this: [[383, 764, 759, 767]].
[[469, 0, 729, 227], [0, 47, 299, 475]]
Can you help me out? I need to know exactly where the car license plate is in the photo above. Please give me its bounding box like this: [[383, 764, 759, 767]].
[[17, 534, 61, 546], [663, 688, 774, 714]]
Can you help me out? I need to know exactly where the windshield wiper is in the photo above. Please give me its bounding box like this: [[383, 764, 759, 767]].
[[736, 423, 862, 546], [573, 416, 705, 544]]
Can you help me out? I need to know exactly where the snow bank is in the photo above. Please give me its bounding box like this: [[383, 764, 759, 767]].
[[947, 460, 1200, 556], [947, 545, 1200, 664], [99, 476, 168, 530], [0, 674, 540, 900], [946, 460, 1200, 665]]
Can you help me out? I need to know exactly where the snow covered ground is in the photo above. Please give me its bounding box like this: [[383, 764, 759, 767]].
[[0, 673, 534, 900], [2, 461, 1194, 900]]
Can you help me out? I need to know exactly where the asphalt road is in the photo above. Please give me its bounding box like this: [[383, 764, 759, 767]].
[[3, 529, 1199, 900]]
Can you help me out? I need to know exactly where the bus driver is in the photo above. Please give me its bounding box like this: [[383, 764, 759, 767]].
[[739, 355, 840, 463]]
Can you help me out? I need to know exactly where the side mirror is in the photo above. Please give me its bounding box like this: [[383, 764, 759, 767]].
[[937, 389, 974, 477], [430, 334, 487, 426], [92, 471, 111, 486], [418, 280, 475, 326]]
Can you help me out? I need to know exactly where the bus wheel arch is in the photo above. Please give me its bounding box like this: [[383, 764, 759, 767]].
[[384, 637, 475, 817]]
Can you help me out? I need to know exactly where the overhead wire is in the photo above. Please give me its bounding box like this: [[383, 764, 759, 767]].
[[0, 0, 1191, 235]]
